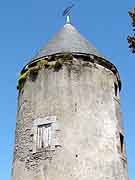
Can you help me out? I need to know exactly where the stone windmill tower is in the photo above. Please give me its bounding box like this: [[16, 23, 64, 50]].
[[12, 19, 129, 180]]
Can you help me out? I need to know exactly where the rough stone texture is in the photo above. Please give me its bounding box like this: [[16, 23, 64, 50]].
[[12, 57, 129, 180]]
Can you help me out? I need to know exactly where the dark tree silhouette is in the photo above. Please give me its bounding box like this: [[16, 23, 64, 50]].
[[128, 7, 135, 53]]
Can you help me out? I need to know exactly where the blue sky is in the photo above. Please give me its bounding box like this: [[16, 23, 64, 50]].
[[0, 0, 134, 179]]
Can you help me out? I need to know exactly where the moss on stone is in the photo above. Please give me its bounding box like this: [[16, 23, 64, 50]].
[[17, 66, 40, 91], [53, 60, 63, 71], [17, 53, 73, 91]]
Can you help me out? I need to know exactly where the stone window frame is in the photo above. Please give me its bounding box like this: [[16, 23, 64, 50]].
[[113, 81, 120, 104], [114, 82, 118, 97], [119, 132, 124, 153], [116, 129, 127, 160], [31, 116, 60, 153]]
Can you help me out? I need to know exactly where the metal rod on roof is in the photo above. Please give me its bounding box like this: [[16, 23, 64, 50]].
[[66, 15, 70, 24]]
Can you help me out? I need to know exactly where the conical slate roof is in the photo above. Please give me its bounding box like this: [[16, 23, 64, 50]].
[[33, 23, 104, 60]]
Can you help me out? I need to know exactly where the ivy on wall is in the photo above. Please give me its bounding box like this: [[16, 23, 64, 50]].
[[17, 53, 73, 91]]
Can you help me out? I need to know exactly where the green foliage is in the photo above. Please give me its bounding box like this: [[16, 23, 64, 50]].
[[17, 53, 73, 91], [61, 53, 73, 61], [53, 60, 63, 71], [37, 59, 48, 67], [17, 66, 40, 91], [17, 71, 29, 91]]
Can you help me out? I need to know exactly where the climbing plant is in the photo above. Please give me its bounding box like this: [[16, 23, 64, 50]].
[[17, 65, 40, 91], [17, 53, 73, 91]]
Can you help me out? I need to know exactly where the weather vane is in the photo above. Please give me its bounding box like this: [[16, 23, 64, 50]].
[[62, 0, 81, 24]]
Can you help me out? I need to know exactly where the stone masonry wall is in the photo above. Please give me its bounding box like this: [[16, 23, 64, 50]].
[[12, 57, 129, 180]]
